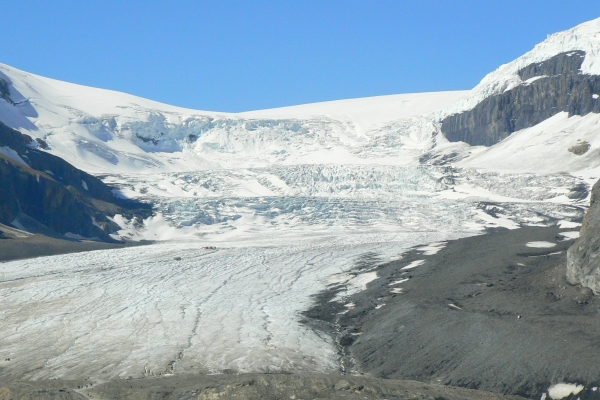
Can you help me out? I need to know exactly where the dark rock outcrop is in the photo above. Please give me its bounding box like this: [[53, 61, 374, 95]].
[[442, 51, 600, 146], [567, 178, 600, 292], [0, 77, 13, 104], [0, 121, 151, 241]]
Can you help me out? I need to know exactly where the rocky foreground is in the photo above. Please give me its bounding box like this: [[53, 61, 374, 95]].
[[305, 224, 600, 399], [0, 373, 524, 400]]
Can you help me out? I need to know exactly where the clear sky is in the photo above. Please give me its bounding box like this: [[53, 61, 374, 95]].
[[3, 1, 600, 112]]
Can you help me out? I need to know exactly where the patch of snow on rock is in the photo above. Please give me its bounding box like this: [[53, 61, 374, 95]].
[[558, 220, 582, 229], [401, 260, 425, 270], [416, 242, 447, 255], [0, 146, 28, 166], [559, 231, 580, 239], [548, 383, 584, 400], [526, 241, 556, 248]]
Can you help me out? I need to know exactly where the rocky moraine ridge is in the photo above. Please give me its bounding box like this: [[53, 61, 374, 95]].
[[441, 51, 600, 146]]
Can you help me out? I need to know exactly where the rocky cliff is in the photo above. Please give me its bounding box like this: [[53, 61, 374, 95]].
[[567, 179, 600, 292], [0, 121, 151, 241], [442, 51, 600, 146]]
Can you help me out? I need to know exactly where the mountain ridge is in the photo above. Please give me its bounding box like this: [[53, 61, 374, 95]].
[[0, 120, 151, 241]]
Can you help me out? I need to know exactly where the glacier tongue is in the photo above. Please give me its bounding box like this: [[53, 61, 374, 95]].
[[0, 163, 586, 380], [0, 232, 471, 380]]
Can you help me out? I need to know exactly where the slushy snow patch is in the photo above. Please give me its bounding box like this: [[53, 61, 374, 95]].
[[401, 260, 425, 270], [548, 383, 584, 399], [416, 242, 447, 255], [344, 272, 378, 295], [559, 231, 580, 239], [390, 278, 410, 286], [557, 220, 582, 229], [526, 241, 556, 248]]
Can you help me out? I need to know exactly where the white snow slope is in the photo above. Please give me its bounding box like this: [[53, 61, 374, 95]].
[[1, 17, 600, 381], [0, 62, 467, 173]]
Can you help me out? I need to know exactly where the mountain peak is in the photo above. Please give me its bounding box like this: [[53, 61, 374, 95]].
[[444, 17, 600, 117]]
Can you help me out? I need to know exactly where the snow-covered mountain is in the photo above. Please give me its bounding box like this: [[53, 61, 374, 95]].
[[0, 63, 467, 174], [0, 121, 151, 240], [2, 18, 600, 243], [445, 18, 600, 117], [433, 18, 600, 173], [4, 19, 600, 177]]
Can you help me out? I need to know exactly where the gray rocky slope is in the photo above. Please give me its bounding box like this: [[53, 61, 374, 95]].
[[0, 373, 524, 400], [305, 225, 600, 400], [441, 51, 600, 146]]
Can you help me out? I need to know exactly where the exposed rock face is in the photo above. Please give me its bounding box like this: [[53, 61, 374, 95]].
[[567, 178, 600, 293], [0, 121, 151, 241], [0, 77, 12, 104], [568, 140, 591, 155], [442, 51, 600, 146]]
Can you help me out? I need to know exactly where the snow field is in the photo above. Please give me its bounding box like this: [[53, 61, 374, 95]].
[[0, 62, 469, 174], [458, 113, 600, 174]]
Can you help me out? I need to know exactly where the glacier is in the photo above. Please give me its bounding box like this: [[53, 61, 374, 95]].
[[3, 18, 600, 381], [0, 162, 586, 380]]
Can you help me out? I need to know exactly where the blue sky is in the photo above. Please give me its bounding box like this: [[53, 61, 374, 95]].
[[3, 1, 600, 112]]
